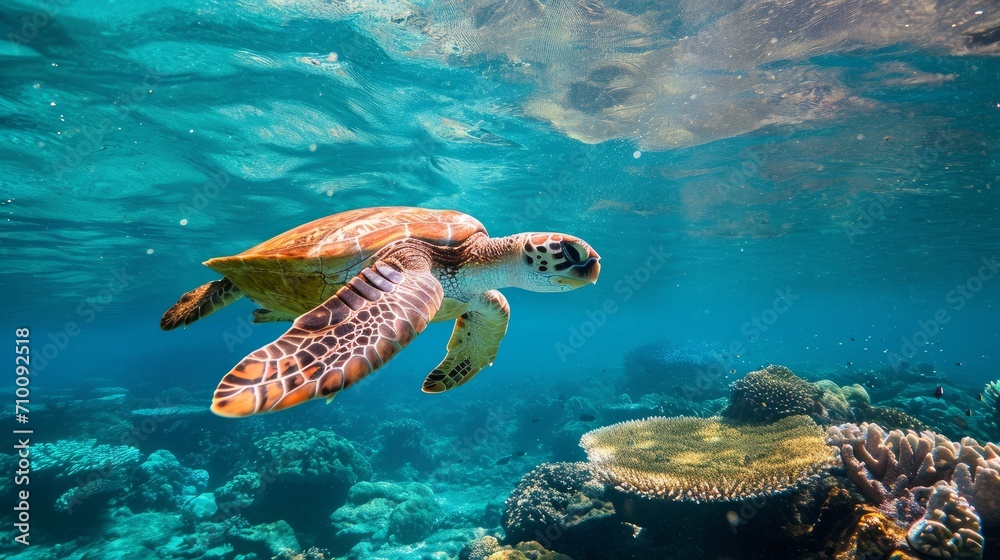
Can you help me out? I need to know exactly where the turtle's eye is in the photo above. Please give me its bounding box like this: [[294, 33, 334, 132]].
[[561, 242, 583, 264]]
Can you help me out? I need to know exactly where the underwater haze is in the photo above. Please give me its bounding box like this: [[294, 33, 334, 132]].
[[2, 0, 1000, 558]]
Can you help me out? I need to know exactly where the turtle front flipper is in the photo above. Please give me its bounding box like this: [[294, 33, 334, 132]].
[[422, 290, 509, 393], [211, 257, 443, 417], [161, 278, 245, 331]]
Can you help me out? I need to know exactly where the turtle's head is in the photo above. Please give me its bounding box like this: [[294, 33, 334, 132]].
[[512, 233, 601, 292]]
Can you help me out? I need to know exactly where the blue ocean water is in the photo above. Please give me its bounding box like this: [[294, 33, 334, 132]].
[[2, 0, 1000, 558]]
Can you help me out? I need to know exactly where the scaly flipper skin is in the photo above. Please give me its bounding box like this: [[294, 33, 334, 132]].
[[211, 256, 443, 417], [251, 309, 298, 324], [422, 290, 510, 393], [160, 278, 245, 331]]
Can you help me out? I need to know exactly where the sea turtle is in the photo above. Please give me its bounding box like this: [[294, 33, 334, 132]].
[[161, 207, 601, 417]]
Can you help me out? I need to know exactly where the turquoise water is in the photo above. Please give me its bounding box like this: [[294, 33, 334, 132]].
[[2, 0, 1000, 558]]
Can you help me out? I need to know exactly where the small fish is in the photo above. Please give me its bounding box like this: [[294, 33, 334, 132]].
[[846, 361, 853, 367], [729, 369, 736, 374], [955, 362, 963, 367], [531, 417, 541, 423], [579, 413, 596, 422], [496, 456, 511, 465], [966, 409, 973, 417], [934, 386, 944, 399], [514, 450, 527, 457], [850, 337, 856, 341]]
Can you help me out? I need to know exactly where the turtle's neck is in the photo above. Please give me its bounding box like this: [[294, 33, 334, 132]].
[[455, 233, 529, 295]]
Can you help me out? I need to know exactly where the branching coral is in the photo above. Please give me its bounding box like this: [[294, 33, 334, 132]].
[[829, 422, 1000, 530], [580, 415, 836, 502], [724, 365, 824, 422], [907, 481, 984, 559]]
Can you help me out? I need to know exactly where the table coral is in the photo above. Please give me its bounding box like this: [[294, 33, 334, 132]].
[[34, 439, 142, 477], [723, 365, 825, 423], [580, 415, 836, 502], [906, 481, 984, 559]]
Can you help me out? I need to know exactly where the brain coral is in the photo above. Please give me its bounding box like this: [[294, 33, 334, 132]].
[[723, 365, 824, 422], [579, 415, 836, 502], [501, 462, 614, 545]]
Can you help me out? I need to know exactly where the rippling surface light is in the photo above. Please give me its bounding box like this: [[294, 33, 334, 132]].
[[1, 0, 998, 377]]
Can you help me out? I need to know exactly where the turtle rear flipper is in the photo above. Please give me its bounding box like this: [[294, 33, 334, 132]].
[[161, 278, 245, 331], [211, 256, 443, 417], [422, 290, 509, 393]]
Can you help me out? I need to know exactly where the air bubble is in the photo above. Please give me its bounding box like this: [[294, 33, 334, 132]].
[[180, 219, 188, 226]]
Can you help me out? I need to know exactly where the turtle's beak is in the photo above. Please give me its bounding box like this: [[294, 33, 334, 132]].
[[552, 249, 601, 288]]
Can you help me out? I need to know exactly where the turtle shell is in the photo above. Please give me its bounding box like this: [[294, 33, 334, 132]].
[[205, 207, 487, 315]]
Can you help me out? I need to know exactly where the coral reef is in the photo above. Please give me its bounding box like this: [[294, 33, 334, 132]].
[[724, 365, 825, 423], [34, 439, 143, 477], [620, 338, 725, 399], [371, 418, 436, 475], [828, 422, 1000, 531], [907, 481, 984, 559], [856, 406, 930, 433], [463, 535, 503, 560], [501, 462, 615, 545], [132, 449, 209, 510], [829, 505, 911, 560], [329, 481, 441, 552], [580, 415, 836, 502]]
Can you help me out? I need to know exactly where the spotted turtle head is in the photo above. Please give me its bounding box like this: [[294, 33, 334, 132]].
[[517, 233, 601, 292]]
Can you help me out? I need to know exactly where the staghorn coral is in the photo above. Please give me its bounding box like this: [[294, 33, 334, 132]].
[[580, 415, 836, 502], [906, 481, 984, 559], [724, 365, 825, 422]]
